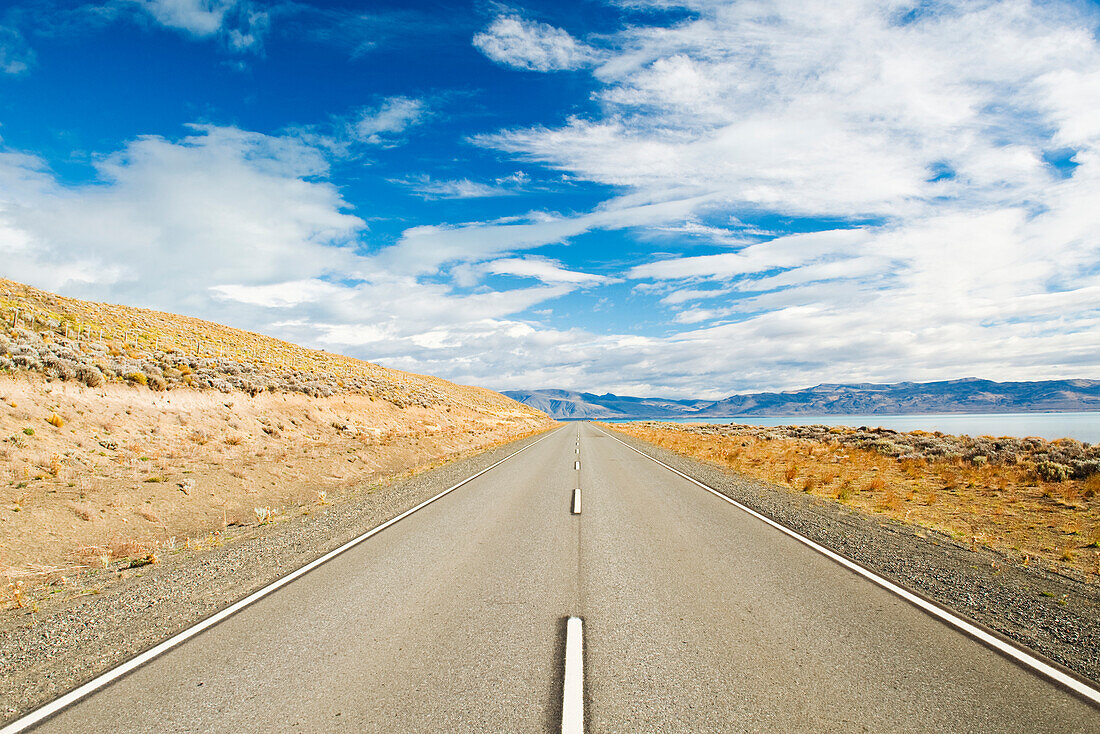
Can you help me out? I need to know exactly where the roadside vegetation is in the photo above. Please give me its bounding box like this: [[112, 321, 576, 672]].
[[605, 421, 1100, 582], [0, 279, 551, 609]]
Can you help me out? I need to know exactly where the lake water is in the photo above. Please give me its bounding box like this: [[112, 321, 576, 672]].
[[602, 412, 1100, 443]]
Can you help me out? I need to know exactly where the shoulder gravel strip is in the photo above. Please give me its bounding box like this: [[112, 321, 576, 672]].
[[605, 427, 1100, 686], [0, 429, 553, 724]]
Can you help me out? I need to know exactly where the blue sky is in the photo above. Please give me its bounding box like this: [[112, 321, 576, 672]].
[[1, 0, 1099, 398]]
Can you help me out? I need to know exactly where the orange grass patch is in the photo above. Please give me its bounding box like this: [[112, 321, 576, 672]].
[[605, 422, 1100, 582]]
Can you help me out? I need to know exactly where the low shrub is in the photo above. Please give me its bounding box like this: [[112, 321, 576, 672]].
[[1069, 459, 1100, 480], [123, 371, 148, 386], [74, 363, 104, 387], [1035, 460, 1070, 483]]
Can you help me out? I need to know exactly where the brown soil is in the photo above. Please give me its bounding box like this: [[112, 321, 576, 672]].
[[1, 373, 550, 607]]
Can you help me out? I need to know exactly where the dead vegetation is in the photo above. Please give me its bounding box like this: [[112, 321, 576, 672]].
[[605, 421, 1100, 582]]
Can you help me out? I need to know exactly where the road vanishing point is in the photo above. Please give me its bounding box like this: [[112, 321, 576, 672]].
[[6, 423, 1099, 733]]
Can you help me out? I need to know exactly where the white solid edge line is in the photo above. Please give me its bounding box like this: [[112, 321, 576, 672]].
[[562, 617, 584, 734], [594, 425, 1100, 707], [0, 428, 563, 734], [572, 489, 581, 515]]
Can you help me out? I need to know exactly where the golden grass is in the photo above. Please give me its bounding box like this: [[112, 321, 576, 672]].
[[605, 422, 1100, 582], [0, 278, 533, 416]]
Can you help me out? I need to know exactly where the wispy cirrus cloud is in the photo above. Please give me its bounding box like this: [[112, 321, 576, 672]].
[[131, 0, 273, 52], [392, 174, 516, 200], [351, 96, 429, 145], [482, 256, 611, 285], [0, 23, 33, 74], [135, 0, 236, 37]]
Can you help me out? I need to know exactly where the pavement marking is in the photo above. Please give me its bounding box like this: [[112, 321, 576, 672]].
[[562, 617, 584, 734], [574, 460, 580, 470], [572, 488, 582, 515], [595, 425, 1100, 708], [0, 428, 563, 734]]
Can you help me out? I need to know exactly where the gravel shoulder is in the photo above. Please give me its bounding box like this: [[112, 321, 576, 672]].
[[605, 426, 1100, 686], [0, 427, 555, 723]]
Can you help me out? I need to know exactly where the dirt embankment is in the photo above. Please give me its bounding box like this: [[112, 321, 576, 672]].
[[605, 421, 1100, 583], [1, 376, 548, 606]]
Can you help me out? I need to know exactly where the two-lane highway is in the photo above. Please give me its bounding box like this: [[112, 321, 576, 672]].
[[10, 423, 1100, 732]]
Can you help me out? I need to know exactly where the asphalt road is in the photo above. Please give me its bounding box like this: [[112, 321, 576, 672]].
[[22, 423, 1100, 732]]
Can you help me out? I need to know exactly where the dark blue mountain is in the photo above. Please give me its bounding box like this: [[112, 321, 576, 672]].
[[503, 378, 1100, 419]]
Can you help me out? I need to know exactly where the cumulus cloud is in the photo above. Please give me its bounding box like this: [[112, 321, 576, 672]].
[[480, 1, 1100, 219], [0, 124, 364, 308], [473, 15, 595, 71]]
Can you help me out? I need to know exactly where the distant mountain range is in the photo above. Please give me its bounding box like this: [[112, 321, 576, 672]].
[[503, 378, 1100, 420]]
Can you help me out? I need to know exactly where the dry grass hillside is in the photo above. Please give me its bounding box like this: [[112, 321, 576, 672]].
[[0, 278, 518, 407], [0, 279, 551, 607], [607, 421, 1100, 582]]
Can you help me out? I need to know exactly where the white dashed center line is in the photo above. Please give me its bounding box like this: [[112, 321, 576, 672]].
[[561, 617, 584, 734]]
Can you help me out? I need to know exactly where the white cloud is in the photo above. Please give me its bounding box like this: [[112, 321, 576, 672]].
[[210, 279, 347, 308], [628, 229, 872, 280], [659, 287, 732, 305], [0, 125, 363, 305], [0, 125, 597, 390], [393, 174, 515, 199], [483, 257, 609, 285], [353, 97, 428, 145], [473, 15, 595, 72], [5, 0, 1100, 399], [135, 0, 234, 36], [480, 1, 1100, 219], [375, 192, 716, 276], [130, 0, 270, 52], [447, 0, 1100, 394]]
